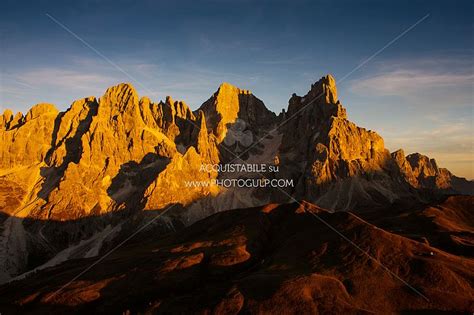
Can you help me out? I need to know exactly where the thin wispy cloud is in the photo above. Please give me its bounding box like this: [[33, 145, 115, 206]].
[[348, 56, 474, 107], [351, 70, 473, 96], [21, 68, 113, 90]]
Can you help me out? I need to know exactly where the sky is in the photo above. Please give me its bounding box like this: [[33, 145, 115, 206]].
[[0, 0, 473, 178]]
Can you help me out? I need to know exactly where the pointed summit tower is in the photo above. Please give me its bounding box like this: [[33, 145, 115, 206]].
[[198, 82, 276, 144]]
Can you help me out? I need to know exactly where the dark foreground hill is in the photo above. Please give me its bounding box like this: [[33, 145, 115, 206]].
[[1, 197, 473, 314]]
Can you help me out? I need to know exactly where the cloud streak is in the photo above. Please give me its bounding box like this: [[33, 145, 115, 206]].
[[351, 70, 473, 96], [348, 56, 474, 108]]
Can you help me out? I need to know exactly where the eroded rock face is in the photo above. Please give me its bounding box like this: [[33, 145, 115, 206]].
[[392, 151, 473, 194], [277, 75, 398, 209], [1, 78, 471, 218], [198, 82, 276, 155], [0, 83, 221, 221], [0, 104, 58, 169], [276, 75, 472, 210]]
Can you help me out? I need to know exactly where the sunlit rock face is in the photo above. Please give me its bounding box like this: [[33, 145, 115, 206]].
[[0, 103, 58, 169], [198, 82, 276, 144], [392, 151, 473, 195], [276, 75, 394, 210], [198, 82, 277, 162], [0, 77, 471, 219], [0, 83, 220, 221]]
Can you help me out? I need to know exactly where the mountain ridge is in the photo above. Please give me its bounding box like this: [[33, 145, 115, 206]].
[[1, 76, 472, 218], [0, 75, 472, 283]]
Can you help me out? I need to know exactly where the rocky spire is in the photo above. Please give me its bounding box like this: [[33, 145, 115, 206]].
[[278, 75, 393, 209], [198, 82, 276, 143]]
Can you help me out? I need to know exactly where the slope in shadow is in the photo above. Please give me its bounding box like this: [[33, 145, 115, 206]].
[[0, 198, 473, 314], [107, 152, 171, 211]]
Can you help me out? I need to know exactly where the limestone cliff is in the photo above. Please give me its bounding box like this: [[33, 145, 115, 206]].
[[276, 75, 397, 209], [198, 83, 276, 161], [0, 104, 58, 169], [0, 83, 219, 221], [1, 78, 471, 218], [392, 150, 473, 194], [199, 82, 275, 143]]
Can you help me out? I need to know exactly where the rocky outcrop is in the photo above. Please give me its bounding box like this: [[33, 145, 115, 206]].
[[0, 83, 226, 281], [277, 75, 399, 209], [144, 110, 220, 210], [0, 83, 222, 221], [198, 83, 276, 160], [1, 77, 470, 218], [392, 150, 473, 194], [276, 75, 472, 210], [199, 82, 275, 143], [0, 104, 58, 169]]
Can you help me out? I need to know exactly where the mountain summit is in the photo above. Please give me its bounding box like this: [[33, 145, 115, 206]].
[[198, 82, 276, 144]]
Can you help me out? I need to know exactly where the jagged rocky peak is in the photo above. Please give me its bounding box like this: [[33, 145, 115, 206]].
[[285, 74, 346, 121], [25, 103, 58, 121], [164, 96, 195, 121], [100, 82, 138, 113], [198, 82, 276, 143], [391, 149, 418, 187], [278, 74, 394, 209], [279, 74, 381, 159], [0, 78, 473, 285], [0, 79, 471, 221], [392, 149, 473, 194], [0, 103, 59, 168], [0, 109, 16, 129], [0, 103, 58, 131], [394, 151, 451, 190], [308, 73, 338, 104], [0, 81, 224, 221], [406, 152, 440, 177]]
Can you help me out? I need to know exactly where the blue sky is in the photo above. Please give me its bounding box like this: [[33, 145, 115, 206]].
[[0, 0, 473, 178]]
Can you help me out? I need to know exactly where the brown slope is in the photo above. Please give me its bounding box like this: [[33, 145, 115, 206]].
[[0, 201, 472, 314], [358, 195, 474, 257]]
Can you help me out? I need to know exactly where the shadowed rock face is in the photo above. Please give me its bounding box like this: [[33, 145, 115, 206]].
[[0, 76, 472, 283], [1, 198, 472, 314]]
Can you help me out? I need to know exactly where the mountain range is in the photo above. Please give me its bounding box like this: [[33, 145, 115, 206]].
[[0, 75, 472, 313]]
